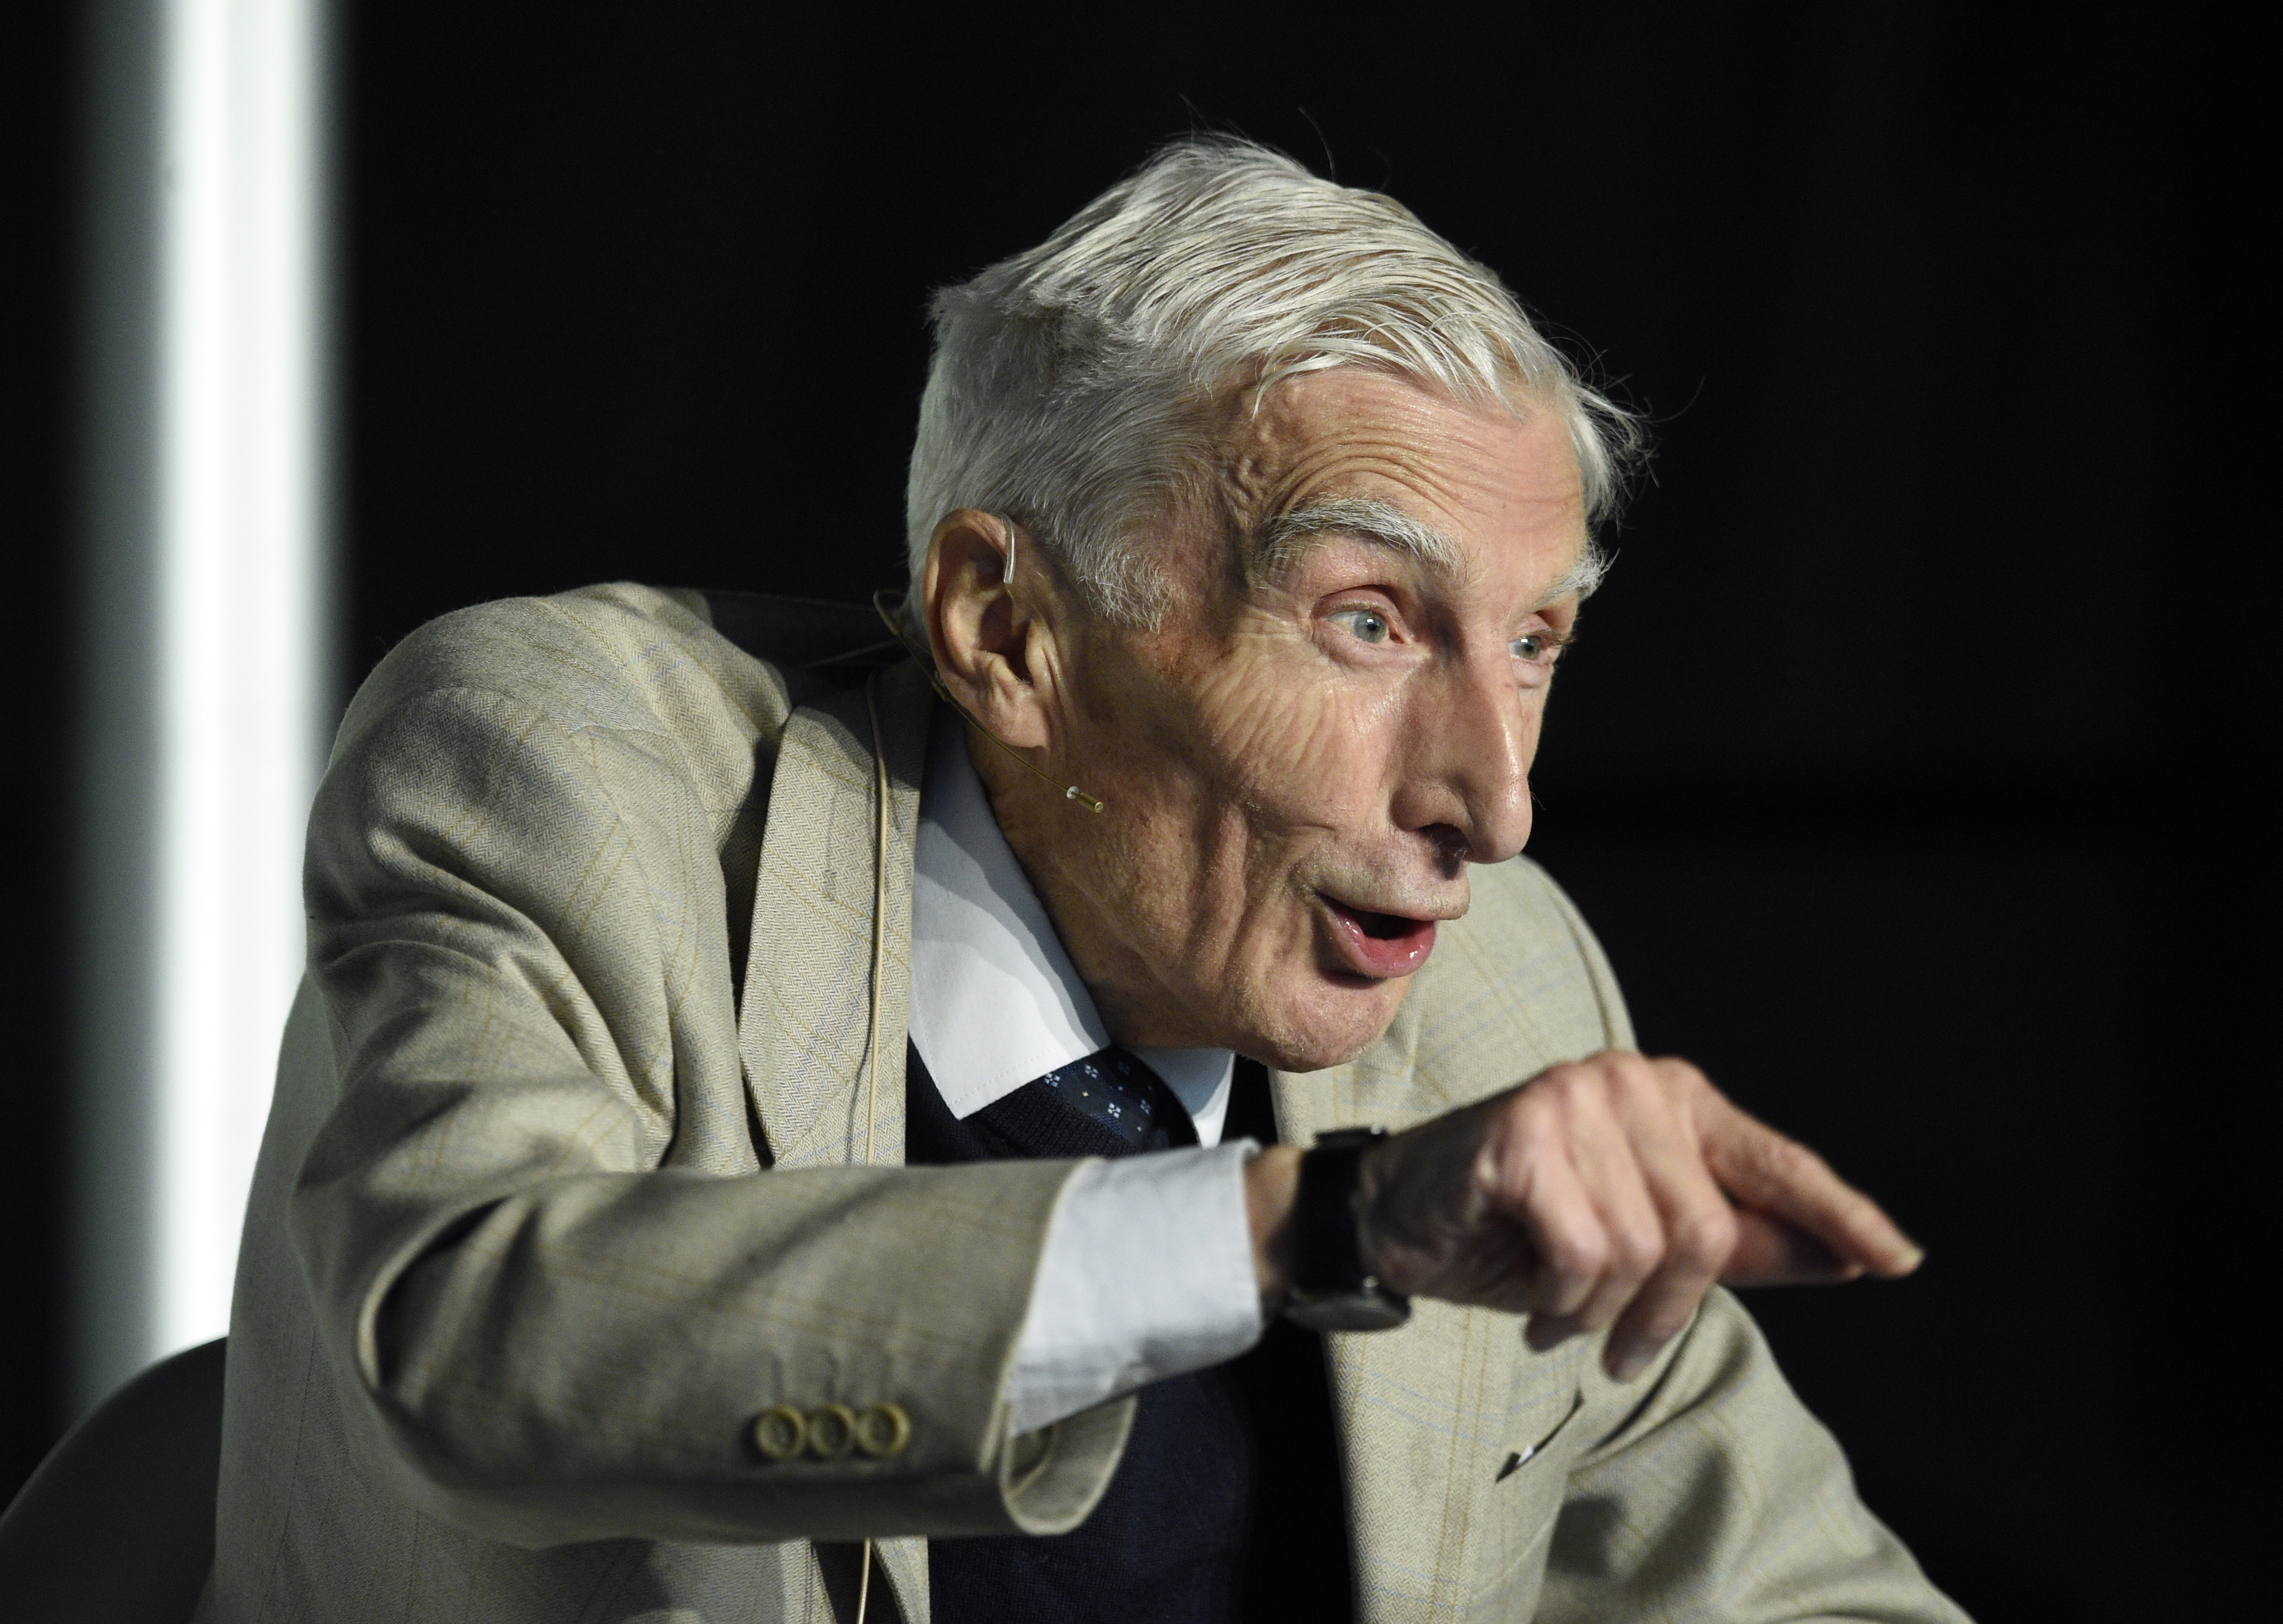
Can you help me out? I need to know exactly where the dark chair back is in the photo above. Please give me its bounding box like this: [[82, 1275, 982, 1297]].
[[0, 1337, 226, 1621]]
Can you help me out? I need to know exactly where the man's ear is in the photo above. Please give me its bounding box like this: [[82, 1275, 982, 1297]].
[[922, 509, 1057, 751]]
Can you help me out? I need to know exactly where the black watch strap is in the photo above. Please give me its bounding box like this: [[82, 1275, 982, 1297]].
[[1283, 1126, 1411, 1333]]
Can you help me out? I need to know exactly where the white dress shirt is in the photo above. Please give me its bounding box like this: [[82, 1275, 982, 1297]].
[[909, 710, 1265, 1435]]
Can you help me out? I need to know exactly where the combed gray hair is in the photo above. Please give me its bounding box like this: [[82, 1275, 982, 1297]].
[[905, 136, 1644, 626]]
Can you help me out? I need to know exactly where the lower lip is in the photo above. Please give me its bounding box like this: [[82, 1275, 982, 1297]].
[[1320, 898, 1438, 979]]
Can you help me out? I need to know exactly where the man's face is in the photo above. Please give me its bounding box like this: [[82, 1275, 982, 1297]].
[[986, 369, 1592, 1071]]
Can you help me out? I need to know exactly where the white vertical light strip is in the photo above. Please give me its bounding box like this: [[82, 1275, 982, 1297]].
[[147, 0, 330, 1362]]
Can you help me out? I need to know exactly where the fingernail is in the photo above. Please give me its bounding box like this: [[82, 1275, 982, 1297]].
[[1610, 1344, 1652, 1383], [1897, 1237, 1927, 1271]]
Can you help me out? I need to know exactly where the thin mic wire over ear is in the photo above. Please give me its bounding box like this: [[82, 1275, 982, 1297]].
[[871, 568, 1105, 814]]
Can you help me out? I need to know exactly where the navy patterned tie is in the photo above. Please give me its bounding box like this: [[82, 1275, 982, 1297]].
[[1025, 1048, 1190, 1153], [906, 1042, 1196, 1164]]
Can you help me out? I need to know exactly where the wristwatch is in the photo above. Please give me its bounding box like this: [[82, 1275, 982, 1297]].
[[1281, 1126, 1412, 1333]]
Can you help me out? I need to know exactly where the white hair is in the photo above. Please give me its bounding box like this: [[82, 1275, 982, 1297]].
[[904, 136, 1644, 626]]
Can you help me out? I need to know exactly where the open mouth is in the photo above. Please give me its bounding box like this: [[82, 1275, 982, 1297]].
[[1319, 895, 1439, 979]]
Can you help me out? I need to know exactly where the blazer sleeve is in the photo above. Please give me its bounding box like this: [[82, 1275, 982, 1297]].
[[291, 675, 1130, 1550], [1537, 1287, 1972, 1622]]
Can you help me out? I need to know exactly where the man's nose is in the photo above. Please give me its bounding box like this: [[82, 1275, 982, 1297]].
[[1397, 655, 1533, 866]]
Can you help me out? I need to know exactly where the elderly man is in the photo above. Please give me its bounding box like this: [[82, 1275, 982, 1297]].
[[209, 139, 1967, 1623]]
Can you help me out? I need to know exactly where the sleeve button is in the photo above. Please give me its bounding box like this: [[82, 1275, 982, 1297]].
[[751, 1405, 807, 1462], [856, 1402, 912, 1458], [806, 1403, 858, 1459]]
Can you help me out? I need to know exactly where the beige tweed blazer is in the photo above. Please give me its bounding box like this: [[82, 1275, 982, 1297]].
[[207, 583, 1966, 1623]]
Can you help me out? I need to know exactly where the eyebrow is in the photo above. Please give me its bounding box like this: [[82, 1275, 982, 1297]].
[[1252, 496, 1469, 579], [1251, 494, 1610, 607], [1538, 546, 1611, 607]]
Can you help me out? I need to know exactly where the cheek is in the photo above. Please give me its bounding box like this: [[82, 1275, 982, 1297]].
[[1076, 666, 1364, 967], [1183, 645, 1393, 832]]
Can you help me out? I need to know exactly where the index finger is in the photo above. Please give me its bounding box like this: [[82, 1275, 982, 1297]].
[[1701, 1103, 1923, 1278]]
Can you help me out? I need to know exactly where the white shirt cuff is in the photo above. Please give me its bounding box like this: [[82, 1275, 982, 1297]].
[[1006, 1142, 1265, 1436]]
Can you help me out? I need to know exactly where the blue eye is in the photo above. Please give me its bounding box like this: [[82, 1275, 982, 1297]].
[[1332, 609, 1391, 644]]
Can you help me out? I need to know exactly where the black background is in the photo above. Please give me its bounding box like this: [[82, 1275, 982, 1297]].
[[5, 4, 2268, 1617]]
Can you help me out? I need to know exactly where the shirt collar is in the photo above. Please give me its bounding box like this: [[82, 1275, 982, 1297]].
[[908, 707, 1233, 1144]]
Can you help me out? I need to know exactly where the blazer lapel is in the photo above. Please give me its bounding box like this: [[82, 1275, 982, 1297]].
[[736, 659, 931, 1174], [1270, 875, 1612, 1623]]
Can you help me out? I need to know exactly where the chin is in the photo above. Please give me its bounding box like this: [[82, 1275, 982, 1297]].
[[1243, 974, 1413, 1073]]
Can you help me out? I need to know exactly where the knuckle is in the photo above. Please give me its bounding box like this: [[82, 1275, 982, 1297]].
[[1609, 1058, 1659, 1108], [1673, 1206, 1738, 1269], [1549, 1228, 1610, 1282], [1656, 1060, 1695, 1098], [1510, 1104, 1564, 1165], [1522, 1074, 1570, 1118], [1649, 1056, 1714, 1110], [1759, 1134, 1830, 1185], [1604, 1050, 1652, 1089], [1609, 1219, 1663, 1280], [1544, 1065, 1592, 1107]]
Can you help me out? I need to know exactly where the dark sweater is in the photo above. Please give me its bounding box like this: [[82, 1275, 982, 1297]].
[[904, 1044, 1353, 1624]]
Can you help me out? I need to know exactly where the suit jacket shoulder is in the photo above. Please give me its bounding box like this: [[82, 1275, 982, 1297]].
[[333, 583, 795, 850]]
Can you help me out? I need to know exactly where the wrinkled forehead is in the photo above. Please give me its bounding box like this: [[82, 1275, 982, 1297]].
[[1201, 369, 1593, 602]]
